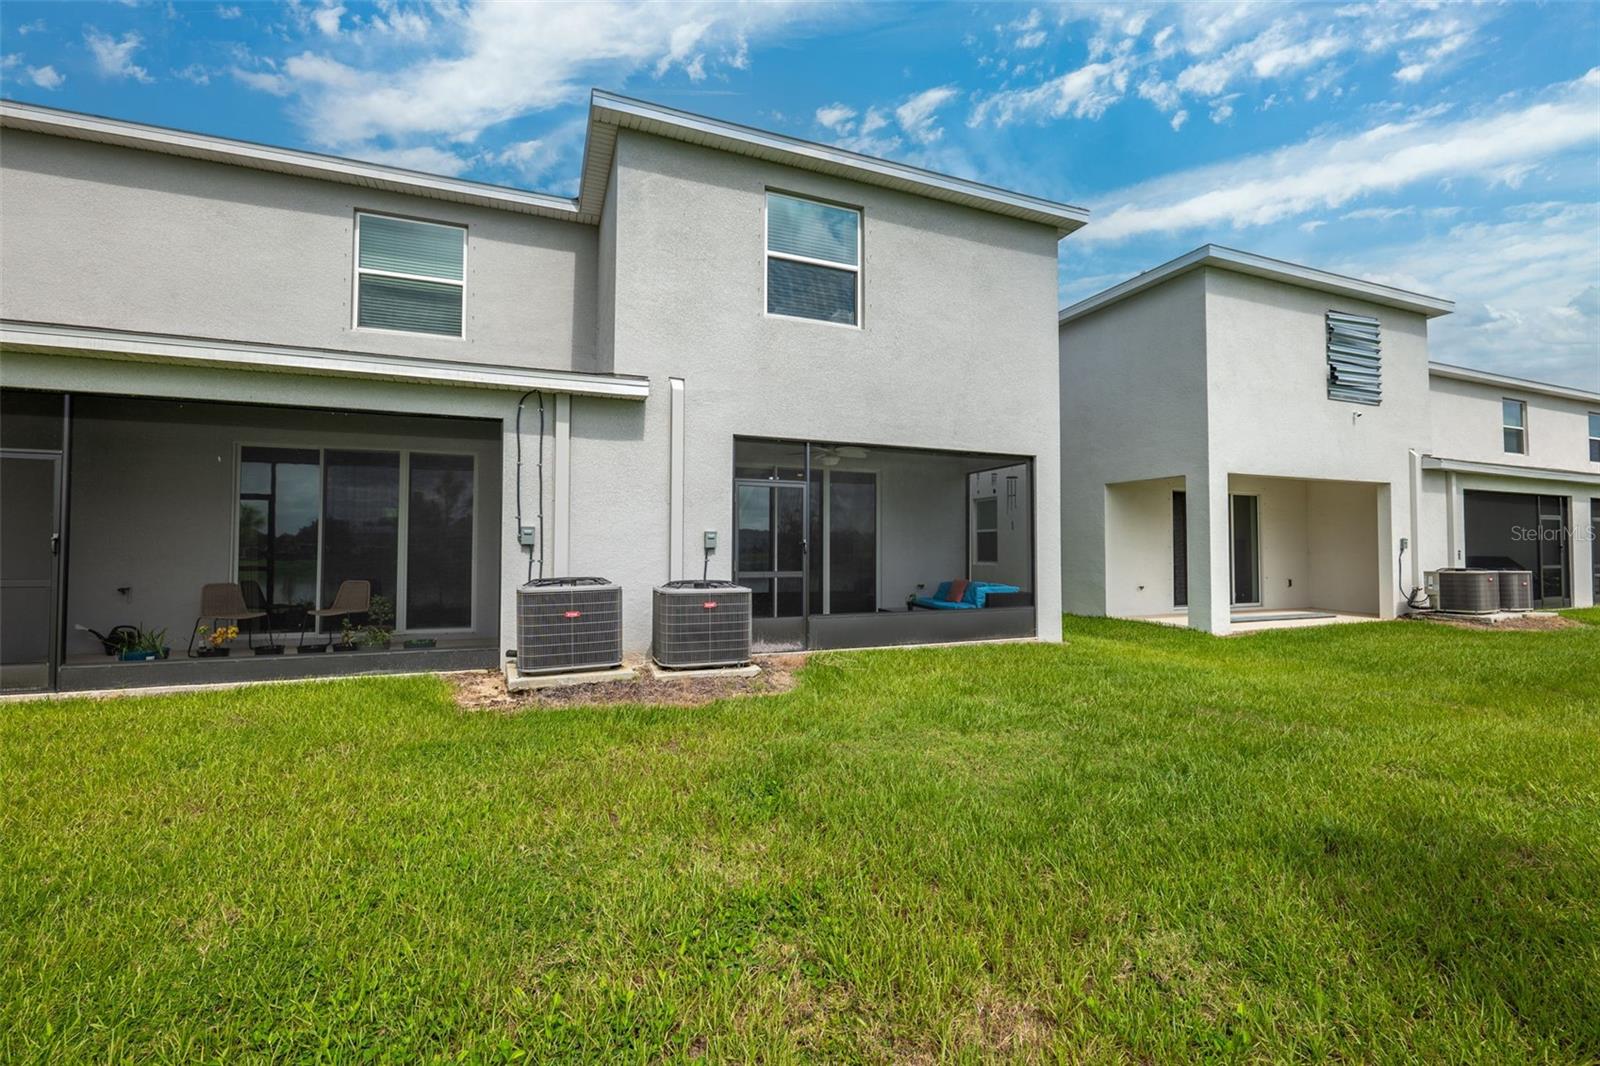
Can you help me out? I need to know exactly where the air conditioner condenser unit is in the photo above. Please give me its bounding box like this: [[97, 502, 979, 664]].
[[1496, 570, 1534, 612], [652, 581, 752, 669], [516, 577, 624, 675], [1435, 569, 1498, 615]]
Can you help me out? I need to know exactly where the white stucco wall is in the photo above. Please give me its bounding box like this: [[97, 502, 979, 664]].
[[1428, 374, 1598, 472], [578, 129, 1065, 650], [0, 130, 598, 373], [1059, 272, 1209, 619], [1103, 477, 1185, 618]]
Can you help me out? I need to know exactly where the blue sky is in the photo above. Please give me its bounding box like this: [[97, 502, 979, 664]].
[[2, 1, 1597, 389]]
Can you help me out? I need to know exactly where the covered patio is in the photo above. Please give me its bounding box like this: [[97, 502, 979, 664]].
[[732, 438, 1037, 651], [1102, 471, 1388, 633], [3, 388, 503, 692]]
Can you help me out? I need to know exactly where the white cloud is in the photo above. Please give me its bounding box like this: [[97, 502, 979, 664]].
[[248, 1, 818, 155], [27, 65, 64, 89], [1340, 202, 1600, 389], [85, 29, 152, 83], [1169, 109, 1188, 131], [815, 103, 856, 132], [490, 119, 587, 184], [1298, 219, 1326, 233], [1082, 68, 1600, 243], [969, 57, 1130, 126], [895, 84, 959, 145], [1209, 96, 1236, 123], [216, 5, 242, 18], [311, 3, 345, 37], [231, 66, 290, 95], [1342, 206, 1414, 222], [16, 18, 46, 35]]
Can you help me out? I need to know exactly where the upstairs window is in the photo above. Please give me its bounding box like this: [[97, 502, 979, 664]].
[[1503, 399, 1527, 454], [355, 213, 465, 337], [1589, 412, 1599, 463], [766, 192, 860, 326], [1326, 311, 1381, 405]]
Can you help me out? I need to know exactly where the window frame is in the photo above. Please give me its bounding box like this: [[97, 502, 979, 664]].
[[232, 442, 479, 635], [1502, 397, 1527, 455], [351, 210, 468, 340], [972, 495, 1000, 566], [762, 190, 863, 330], [1588, 412, 1599, 464]]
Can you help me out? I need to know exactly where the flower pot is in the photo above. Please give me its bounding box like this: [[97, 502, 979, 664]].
[[331, 642, 359, 653], [119, 647, 170, 662], [297, 644, 327, 654], [403, 638, 436, 650], [253, 645, 284, 656], [366, 640, 392, 652], [196, 648, 231, 658]]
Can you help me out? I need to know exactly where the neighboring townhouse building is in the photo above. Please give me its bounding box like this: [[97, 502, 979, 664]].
[[0, 93, 1085, 693], [1059, 245, 1599, 634]]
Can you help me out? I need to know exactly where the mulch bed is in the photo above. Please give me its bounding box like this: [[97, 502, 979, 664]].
[[1405, 612, 1580, 632], [449, 655, 805, 711]]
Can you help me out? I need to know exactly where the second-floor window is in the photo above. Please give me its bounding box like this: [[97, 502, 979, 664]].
[[1589, 412, 1599, 463], [355, 212, 465, 338], [766, 192, 860, 326], [1502, 398, 1527, 454]]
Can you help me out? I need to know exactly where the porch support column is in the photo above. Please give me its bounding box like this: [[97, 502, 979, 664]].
[[552, 393, 572, 577], [1186, 472, 1231, 634], [1375, 483, 1397, 619], [1573, 495, 1595, 608]]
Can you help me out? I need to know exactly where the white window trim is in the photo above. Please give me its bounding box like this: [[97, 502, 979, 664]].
[[972, 495, 1000, 566], [232, 443, 479, 637], [763, 190, 863, 330], [351, 210, 468, 341], [1502, 397, 1528, 455]]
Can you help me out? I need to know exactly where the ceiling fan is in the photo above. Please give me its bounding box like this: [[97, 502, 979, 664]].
[[812, 444, 868, 467]]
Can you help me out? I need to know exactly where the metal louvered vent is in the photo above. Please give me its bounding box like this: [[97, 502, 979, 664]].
[[1327, 310, 1381, 406], [516, 578, 623, 675], [652, 581, 752, 669]]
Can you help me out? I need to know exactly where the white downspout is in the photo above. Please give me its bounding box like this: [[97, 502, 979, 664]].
[[1407, 450, 1423, 594], [668, 378, 686, 581], [552, 393, 572, 577]]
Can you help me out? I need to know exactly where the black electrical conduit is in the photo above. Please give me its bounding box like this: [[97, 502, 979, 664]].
[[1398, 541, 1430, 611], [514, 389, 545, 583]]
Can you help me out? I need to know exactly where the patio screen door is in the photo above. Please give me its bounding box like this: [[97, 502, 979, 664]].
[[0, 453, 61, 692], [735, 479, 807, 647]]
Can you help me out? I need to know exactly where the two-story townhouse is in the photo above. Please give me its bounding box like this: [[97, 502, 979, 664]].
[[0, 92, 1085, 692], [1058, 245, 1599, 634]]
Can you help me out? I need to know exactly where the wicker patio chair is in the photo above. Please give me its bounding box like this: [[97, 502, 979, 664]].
[[188, 582, 270, 656], [300, 580, 371, 649]]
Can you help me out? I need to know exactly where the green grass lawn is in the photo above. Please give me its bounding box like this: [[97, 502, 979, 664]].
[[3, 618, 1597, 1063]]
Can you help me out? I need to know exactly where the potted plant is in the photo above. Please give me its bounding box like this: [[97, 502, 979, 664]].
[[117, 625, 170, 662], [403, 637, 436, 650], [194, 623, 239, 658], [362, 595, 395, 651], [331, 616, 360, 652]]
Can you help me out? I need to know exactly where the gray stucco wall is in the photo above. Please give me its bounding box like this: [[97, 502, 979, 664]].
[[565, 129, 1065, 650], [0, 130, 597, 372]]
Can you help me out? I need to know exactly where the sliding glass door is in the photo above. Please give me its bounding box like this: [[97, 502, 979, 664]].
[[237, 446, 475, 632]]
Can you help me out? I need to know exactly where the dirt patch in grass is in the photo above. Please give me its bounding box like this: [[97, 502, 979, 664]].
[[449, 655, 804, 711], [1406, 612, 1581, 632]]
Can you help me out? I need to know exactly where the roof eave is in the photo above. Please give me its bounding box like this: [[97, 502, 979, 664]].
[[1428, 361, 1600, 404], [1059, 244, 1454, 324], [581, 89, 1089, 236]]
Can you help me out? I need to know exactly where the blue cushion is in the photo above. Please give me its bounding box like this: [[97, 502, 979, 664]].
[[969, 582, 1021, 607], [912, 596, 979, 610]]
